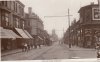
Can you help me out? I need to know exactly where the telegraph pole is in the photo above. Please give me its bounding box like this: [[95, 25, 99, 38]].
[[67, 8, 72, 48], [68, 9, 71, 48]]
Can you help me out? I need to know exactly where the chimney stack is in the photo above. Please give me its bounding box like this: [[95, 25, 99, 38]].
[[91, 2, 94, 5], [28, 7, 32, 16]]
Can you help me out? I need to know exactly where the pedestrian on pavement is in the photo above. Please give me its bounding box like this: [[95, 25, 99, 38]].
[[30, 43, 33, 49], [21, 42, 25, 52], [33, 40, 37, 49], [24, 43, 28, 52], [36, 37, 41, 49], [27, 42, 30, 50]]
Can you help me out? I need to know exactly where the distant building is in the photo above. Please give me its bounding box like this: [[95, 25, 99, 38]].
[[25, 7, 44, 42], [51, 29, 58, 42]]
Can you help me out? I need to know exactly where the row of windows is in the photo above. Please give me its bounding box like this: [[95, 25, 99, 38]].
[[13, 16, 24, 28], [1, 10, 9, 27], [0, 1, 24, 17], [0, 10, 24, 29]]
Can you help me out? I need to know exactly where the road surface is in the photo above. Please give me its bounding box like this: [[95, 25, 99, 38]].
[[1, 41, 97, 61]]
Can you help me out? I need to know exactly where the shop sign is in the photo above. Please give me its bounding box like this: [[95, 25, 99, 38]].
[[92, 8, 100, 20]]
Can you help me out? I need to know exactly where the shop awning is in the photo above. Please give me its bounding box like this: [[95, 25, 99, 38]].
[[7, 30, 22, 38], [38, 36, 43, 40], [0, 27, 15, 39], [23, 30, 33, 39], [15, 28, 29, 38]]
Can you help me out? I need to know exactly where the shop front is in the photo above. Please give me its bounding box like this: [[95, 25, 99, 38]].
[[14, 28, 32, 48], [0, 27, 22, 51], [23, 30, 34, 47]]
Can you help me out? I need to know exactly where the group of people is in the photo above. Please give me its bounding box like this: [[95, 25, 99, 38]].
[[21, 42, 42, 52], [20, 36, 53, 52], [21, 42, 31, 52], [21, 37, 42, 52]]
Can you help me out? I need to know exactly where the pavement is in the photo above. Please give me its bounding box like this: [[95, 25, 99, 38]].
[[1, 45, 52, 57], [1, 49, 22, 57], [63, 45, 97, 59]]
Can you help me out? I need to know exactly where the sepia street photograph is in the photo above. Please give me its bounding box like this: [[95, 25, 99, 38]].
[[0, 0, 100, 61]]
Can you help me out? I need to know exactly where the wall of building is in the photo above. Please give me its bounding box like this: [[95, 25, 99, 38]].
[[26, 7, 44, 36], [0, 1, 26, 51], [0, 1, 25, 29]]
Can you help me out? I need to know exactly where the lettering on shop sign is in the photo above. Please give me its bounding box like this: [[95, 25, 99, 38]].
[[92, 8, 100, 20]]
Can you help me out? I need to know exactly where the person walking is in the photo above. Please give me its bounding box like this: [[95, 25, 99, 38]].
[[95, 43, 100, 58], [33, 40, 37, 49], [24, 43, 28, 52], [36, 37, 41, 49], [21, 42, 25, 52], [27, 43, 31, 50]]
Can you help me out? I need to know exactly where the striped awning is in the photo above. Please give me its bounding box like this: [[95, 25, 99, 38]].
[[0, 27, 15, 39], [23, 30, 33, 39], [38, 36, 43, 40], [7, 30, 22, 38], [15, 28, 29, 38]]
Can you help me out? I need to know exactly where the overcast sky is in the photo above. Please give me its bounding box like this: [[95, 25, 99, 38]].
[[20, 0, 98, 38]]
